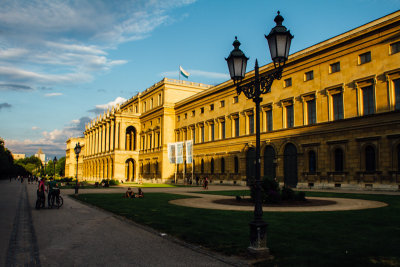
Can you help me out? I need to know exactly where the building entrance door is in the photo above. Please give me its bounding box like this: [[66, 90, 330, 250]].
[[264, 146, 276, 179], [246, 147, 256, 186], [284, 143, 298, 187]]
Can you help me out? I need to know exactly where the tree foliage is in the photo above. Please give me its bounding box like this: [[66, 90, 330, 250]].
[[0, 138, 30, 179]]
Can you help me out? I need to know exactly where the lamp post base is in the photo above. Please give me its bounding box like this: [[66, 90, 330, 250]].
[[248, 220, 269, 258]]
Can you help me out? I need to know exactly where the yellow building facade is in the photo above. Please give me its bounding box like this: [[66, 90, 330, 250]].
[[66, 11, 400, 190], [65, 137, 85, 179]]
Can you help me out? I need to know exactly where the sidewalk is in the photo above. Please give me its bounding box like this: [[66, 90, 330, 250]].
[[1, 180, 247, 266]]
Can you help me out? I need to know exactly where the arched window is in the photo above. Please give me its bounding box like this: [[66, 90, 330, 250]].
[[365, 145, 375, 172], [221, 158, 225, 173], [309, 150, 316, 173], [201, 159, 204, 174], [125, 126, 136, 151], [234, 156, 239, 173], [334, 148, 344, 172], [211, 158, 214, 174]]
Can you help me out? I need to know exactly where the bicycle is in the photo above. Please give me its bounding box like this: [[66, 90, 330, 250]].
[[48, 188, 64, 209]]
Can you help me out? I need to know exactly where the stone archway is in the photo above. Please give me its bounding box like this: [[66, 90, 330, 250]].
[[264, 145, 276, 179], [125, 159, 135, 181]]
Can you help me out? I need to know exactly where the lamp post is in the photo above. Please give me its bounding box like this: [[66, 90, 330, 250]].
[[53, 156, 57, 178], [225, 11, 293, 256], [74, 142, 82, 195]]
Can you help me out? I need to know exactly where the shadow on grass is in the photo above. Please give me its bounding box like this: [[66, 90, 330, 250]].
[[73, 191, 400, 266]]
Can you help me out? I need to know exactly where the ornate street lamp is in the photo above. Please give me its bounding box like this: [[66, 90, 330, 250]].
[[53, 156, 58, 178], [225, 11, 293, 256], [74, 142, 82, 195]]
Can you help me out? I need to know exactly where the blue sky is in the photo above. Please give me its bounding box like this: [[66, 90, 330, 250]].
[[0, 0, 399, 159]]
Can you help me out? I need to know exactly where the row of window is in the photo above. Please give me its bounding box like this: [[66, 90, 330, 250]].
[[177, 98, 241, 122], [181, 78, 400, 142], [284, 41, 400, 88]]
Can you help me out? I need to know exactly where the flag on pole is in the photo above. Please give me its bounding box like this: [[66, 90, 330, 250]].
[[168, 143, 176, 164], [176, 142, 184, 164], [185, 140, 193, 164], [179, 66, 190, 79]]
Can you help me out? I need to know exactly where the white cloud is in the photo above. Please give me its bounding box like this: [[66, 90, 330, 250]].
[[88, 96, 127, 114], [0, 0, 195, 90], [44, 92, 63, 97], [5, 116, 91, 156]]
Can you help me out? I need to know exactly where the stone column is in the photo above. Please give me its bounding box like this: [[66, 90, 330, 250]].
[[110, 120, 115, 151], [105, 122, 110, 153]]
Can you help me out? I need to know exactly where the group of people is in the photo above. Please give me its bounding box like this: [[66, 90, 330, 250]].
[[124, 187, 144, 199], [37, 177, 59, 208]]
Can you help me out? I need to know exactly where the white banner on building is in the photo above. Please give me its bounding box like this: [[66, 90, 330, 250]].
[[168, 143, 176, 164], [185, 140, 193, 164], [176, 142, 184, 164]]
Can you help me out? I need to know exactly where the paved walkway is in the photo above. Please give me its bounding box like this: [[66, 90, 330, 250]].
[[0, 180, 247, 267]]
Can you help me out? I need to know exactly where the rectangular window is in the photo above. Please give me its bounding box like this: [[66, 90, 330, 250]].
[[221, 121, 226, 139], [286, 105, 294, 128], [210, 124, 215, 141], [158, 94, 162, 105], [359, 51, 371, 64], [284, 78, 292, 87], [192, 128, 196, 144], [210, 104, 214, 111], [200, 107, 204, 114], [176, 132, 180, 142], [177, 116, 180, 122], [135, 105, 138, 113], [192, 110, 195, 117], [233, 96, 238, 103], [143, 102, 147, 112], [234, 118, 239, 137], [362, 85, 374, 115], [330, 62, 340, 73], [305, 71, 314, 81], [150, 98, 153, 109], [395, 79, 400, 110], [391, 41, 400, 55], [201, 127, 205, 143], [220, 100, 225, 107], [249, 114, 254, 134], [266, 110, 273, 131], [184, 113, 187, 119], [307, 99, 316, 125], [333, 93, 344, 120]]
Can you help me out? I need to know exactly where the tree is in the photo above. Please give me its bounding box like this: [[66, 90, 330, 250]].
[[56, 157, 66, 177], [0, 137, 28, 179]]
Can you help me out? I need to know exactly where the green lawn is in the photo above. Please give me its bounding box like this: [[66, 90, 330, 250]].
[[74, 191, 400, 266]]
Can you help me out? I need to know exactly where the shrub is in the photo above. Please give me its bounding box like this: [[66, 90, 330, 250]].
[[295, 191, 306, 201], [281, 187, 295, 201], [266, 189, 281, 203], [109, 179, 119, 186]]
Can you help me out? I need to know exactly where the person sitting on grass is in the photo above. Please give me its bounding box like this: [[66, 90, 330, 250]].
[[124, 187, 135, 198], [137, 188, 144, 198]]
